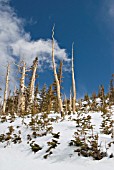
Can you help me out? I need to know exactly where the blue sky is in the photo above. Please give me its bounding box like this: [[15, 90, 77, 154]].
[[0, 0, 114, 98]]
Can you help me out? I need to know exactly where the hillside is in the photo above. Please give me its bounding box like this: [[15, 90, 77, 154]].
[[0, 99, 114, 170]]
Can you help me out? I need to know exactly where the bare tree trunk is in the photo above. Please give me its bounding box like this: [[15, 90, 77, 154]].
[[69, 88, 72, 112], [52, 26, 63, 115], [3, 63, 10, 114], [58, 61, 63, 85], [64, 94, 67, 114], [18, 61, 26, 115], [72, 43, 76, 113], [29, 57, 38, 104]]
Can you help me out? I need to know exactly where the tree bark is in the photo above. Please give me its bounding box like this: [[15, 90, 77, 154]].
[[52, 26, 63, 114], [3, 63, 10, 114], [29, 57, 38, 104], [72, 43, 76, 113], [69, 88, 72, 112], [64, 94, 67, 114], [18, 61, 26, 114]]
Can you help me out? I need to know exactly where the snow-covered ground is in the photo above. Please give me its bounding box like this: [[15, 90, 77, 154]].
[[0, 110, 114, 170]]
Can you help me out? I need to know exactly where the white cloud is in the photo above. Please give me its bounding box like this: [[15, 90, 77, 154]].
[[0, 0, 70, 93], [11, 39, 70, 68]]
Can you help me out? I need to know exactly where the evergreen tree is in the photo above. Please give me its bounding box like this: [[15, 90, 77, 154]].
[[5, 88, 18, 115], [91, 92, 97, 101], [84, 93, 89, 101], [98, 85, 104, 100], [6, 97, 13, 114], [39, 84, 47, 113], [46, 85, 53, 113], [109, 77, 114, 104]]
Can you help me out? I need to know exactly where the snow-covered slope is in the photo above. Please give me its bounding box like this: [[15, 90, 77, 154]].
[[0, 110, 114, 170]]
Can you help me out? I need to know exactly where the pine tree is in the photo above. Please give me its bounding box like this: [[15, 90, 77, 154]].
[[84, 93, 89, 101], [109, 77, 114, 104], [46, 85, 53, 113], [91, 92, 97, 101], [39, 84, 47, 113], [6, 96, 14, 114], [98, 85, 104, 100], [5, 87, 18, 115]]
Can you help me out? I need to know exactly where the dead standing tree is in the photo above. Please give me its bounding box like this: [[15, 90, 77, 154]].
[[2, 63, 10, 114], [27, 57, 38, 112], [14, 60, 31, 115], [29, 57, 38, 104], [52, 26, 64, 116], [17, 61, 26, 115], [72, 43, 76, 113], [58, 61, 63, 86], [64, 94, 67, 114], [69, 88, 72, 112]]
